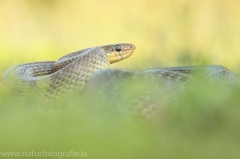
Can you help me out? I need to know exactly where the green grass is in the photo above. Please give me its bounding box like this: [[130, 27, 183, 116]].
[[1, 79, 240, 159]]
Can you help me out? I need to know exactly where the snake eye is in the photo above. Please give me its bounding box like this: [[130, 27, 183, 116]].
[[115, 45, 121, 52]]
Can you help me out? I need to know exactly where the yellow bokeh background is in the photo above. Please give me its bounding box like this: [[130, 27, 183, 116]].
[[1, 0, 240, 79]]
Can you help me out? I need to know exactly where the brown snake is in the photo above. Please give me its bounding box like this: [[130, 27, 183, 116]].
[[2, 43, 238, 107], [2, 43, 135, 100]]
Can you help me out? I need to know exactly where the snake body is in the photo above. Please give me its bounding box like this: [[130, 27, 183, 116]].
[[3, 43, 135, 100], [3, 43, 238, 109]]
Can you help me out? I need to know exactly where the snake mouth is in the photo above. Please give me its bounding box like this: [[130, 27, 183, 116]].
[[106, 43, 135, 64]]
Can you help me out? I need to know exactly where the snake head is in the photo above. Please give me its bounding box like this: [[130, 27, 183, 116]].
[[103, 43, 135, 64]]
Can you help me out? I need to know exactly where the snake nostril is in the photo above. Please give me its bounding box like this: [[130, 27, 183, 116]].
[[130, 45, 135, 50]]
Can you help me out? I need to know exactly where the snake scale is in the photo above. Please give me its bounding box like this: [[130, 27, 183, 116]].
[[2, 43, 239, 113]]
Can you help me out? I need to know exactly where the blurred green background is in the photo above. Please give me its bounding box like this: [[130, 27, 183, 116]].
[[1, 1, 240, 159], [1, 0, 240, 78]]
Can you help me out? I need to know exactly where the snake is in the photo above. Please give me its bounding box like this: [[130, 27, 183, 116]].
[[2, 43, 135, 100], [2, 43, 238, 106]]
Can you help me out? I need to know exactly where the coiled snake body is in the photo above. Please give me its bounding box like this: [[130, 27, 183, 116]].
[[3, 43, 238, 106]]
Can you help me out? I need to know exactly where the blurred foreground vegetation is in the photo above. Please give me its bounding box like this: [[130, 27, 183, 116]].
[[1, 0, 240, 159], [1, 79, 240, 159]]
